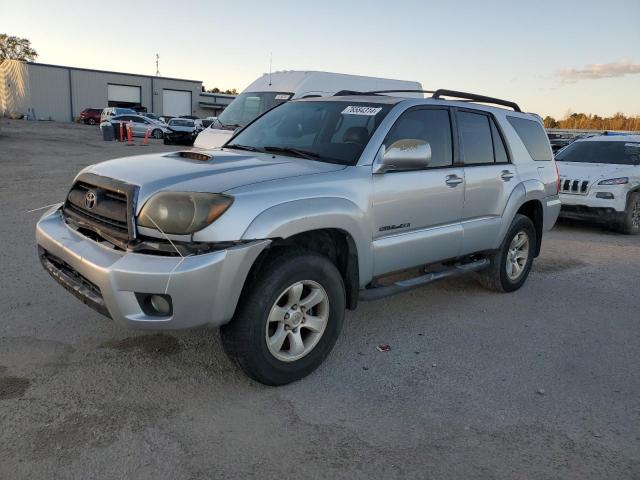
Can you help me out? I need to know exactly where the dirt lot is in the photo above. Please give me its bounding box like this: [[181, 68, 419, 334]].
[[1, 118, 639, 479]]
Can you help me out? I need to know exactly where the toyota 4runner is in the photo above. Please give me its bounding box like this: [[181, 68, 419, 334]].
[[36, 89, 561, 385]]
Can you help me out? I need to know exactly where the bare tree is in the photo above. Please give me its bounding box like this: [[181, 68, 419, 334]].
[[0, 34, 38, 64]]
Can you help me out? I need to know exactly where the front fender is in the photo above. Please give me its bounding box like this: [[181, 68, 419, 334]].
[[242, 197, 373, 285]]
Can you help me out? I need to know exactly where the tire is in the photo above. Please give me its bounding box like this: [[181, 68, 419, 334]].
[[617, 192, 640, 235], [477, 213, 537, 293], [152, 129, 163, 139], [88, 118, 96, 125], [221, 249, 345, 385]]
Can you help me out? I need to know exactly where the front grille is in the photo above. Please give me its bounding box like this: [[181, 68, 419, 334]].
[[560, 178, 590, 195], [62, 173, 138, 246]]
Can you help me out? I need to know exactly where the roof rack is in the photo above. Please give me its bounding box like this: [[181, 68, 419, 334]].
[[334, 89, 521, 112], [431, 89, 521, 112]]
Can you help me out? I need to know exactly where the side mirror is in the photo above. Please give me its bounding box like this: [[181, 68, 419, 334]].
[[373, 139, 432, 174]]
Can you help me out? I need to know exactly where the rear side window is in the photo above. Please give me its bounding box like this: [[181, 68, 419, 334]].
[[507, 116, 553, 161], [385, 108, 453, 168], [458, 111, 494, 165]]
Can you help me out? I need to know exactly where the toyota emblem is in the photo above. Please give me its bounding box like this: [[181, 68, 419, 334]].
[[84, 190, 97, 210]]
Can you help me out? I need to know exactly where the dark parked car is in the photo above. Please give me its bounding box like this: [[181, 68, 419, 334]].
[[163, 118, 201, 145], [79, 108, 102, 125]]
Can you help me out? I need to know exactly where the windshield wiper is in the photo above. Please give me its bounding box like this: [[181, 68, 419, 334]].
[[262, 146, 321, 160], [225, 144, 260, 152]]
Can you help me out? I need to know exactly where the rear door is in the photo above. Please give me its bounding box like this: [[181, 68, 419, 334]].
[[456, 108, 518, 253], [371, 107, 465, 275]]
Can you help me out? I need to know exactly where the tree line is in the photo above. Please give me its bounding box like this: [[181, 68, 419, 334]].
[[544, 112, 640, 131]]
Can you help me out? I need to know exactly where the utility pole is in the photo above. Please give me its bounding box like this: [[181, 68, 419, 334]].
[[155, 53, 160, 77]]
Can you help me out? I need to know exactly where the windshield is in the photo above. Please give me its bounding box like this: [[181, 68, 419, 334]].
[[555, 140, 640, 165], [217, 91, 292, 128], [226, 100, 393, 165]]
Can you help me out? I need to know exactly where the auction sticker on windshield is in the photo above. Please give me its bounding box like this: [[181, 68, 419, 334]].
[[275, 94, 291, 100], [342, 106, 382, 116]]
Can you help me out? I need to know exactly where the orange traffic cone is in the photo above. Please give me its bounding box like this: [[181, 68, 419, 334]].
[[142, 126, 151, 146], [127, 121, 134, 146], [119, 122, 124, 142]]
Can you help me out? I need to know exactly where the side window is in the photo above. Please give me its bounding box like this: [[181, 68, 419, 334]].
[[458, 111, 494, 165], [507, 116, 553, 161], [490, 119, 509, 163], [385, 109, 453, 168]]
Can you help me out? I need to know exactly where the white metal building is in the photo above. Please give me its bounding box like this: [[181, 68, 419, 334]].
[[0, 60, 234, 121]]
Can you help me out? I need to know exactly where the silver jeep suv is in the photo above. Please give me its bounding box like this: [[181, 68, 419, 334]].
[[36, 89, 561, 385]]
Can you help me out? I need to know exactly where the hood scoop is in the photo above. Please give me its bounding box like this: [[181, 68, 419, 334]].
[[169, 151, 212, 162]]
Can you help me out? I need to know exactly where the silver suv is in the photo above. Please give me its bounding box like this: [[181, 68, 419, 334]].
[[36, 90, 561, 385]]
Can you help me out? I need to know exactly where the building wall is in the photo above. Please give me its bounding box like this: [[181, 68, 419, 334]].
[[1, 61, 204, 121], [28, 63, 71, 121], [1, 60, 32, 118], [70, 69, 152, 117]]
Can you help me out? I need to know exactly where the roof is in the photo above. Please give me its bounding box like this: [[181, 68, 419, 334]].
[[26, 62, 201, 84]]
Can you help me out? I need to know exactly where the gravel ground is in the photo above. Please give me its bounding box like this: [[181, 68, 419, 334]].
[[1, 118, 639, 479]]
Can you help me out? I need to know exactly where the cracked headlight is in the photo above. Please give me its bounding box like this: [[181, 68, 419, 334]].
[[598, 177, 628, 185], [137, 192, 233, 234]]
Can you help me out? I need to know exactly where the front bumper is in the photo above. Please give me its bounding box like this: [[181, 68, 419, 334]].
[[559, 204, 625, 224], [36, 207, 269, 330]]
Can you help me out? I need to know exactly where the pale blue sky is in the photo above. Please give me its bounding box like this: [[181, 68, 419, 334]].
[[2, 0, 639, 118]]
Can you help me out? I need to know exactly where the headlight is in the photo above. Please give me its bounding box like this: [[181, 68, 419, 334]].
[[598, 177, 628, 185], [137, 192, 233, 234]]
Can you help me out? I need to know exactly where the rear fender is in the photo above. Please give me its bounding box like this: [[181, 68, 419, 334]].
[[494, 179, 546, 249]]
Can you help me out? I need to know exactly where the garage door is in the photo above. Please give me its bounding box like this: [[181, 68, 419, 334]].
[[163, 89, 191, 116], [107, 84, 141, 104]]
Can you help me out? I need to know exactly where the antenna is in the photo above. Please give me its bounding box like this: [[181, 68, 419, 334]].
[[155, 53, 160, 77], [269, 52, 272, 86]]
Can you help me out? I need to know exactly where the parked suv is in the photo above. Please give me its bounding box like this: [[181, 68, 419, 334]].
[[79, 108, 102, 125], [557, 134, 640, 233], [36, 90, 560, 385]]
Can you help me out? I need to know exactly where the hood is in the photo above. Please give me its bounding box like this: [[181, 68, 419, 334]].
[[83, 149, 345, 210], [556, 161, 635, 182]]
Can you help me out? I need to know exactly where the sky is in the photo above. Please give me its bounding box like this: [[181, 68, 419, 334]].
[[2, 0, 639, 118]]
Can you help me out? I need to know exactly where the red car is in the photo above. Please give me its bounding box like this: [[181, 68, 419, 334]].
[[79, 108, 102, 125]]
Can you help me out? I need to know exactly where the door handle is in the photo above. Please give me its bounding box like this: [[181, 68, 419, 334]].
[[500, 170, 514, 181], [445, 174, 463, 187]]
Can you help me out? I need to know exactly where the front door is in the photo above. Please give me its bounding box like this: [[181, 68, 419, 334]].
[[371, 107, 465, 276]]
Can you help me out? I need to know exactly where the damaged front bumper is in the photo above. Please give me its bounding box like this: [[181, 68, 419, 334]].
[[36, 207, 269, 330]]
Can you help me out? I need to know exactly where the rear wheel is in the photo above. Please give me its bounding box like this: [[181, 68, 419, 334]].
[[477, 214, 536, 292], [88, 118, 96, 125], [152, 129, 163, 139], [617, 192, 640, 235], [221, 249, 345, 385]]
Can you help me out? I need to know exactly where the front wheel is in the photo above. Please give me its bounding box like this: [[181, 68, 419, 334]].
[[152, 129, 163, 139], [617, 192, 640, 235], [477, 213, 537, 292], [221, 249, 345, 385]]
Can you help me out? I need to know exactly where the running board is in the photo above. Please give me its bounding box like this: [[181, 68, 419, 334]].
[[359, 258, 490, 301]]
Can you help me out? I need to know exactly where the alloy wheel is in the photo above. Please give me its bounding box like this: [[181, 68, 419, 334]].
[[506, 231, 530, 281], [265, 280, 329, 362]]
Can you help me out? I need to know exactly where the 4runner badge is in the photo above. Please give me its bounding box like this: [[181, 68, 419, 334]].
[[379, 223, 410, 232]]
